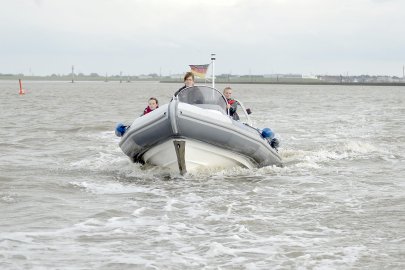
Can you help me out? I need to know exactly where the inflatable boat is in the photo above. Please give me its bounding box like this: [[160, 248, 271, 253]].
[[117, 86, 282, 174]]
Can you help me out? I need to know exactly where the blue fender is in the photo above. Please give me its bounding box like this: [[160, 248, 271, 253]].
[[115, 123, 128, 137], [261, 128, 274, 139]]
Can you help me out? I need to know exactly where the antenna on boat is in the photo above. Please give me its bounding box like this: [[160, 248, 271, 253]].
[[211, 53, 216, 88]]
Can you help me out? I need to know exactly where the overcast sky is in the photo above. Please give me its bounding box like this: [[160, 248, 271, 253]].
[[1, 0, 404, 76]]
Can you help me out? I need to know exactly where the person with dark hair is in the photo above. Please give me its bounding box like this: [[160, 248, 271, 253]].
[[173, 72, 195, 96], [223, 87, 239, 120], [143, 97, 159, 115]]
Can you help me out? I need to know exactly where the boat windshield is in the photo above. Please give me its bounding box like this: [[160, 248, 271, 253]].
[[176, 86, 227, 113]]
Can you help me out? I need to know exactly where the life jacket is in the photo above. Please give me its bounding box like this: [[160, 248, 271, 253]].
[[227, 98, 236, 105], [143, 105, 158, 115]]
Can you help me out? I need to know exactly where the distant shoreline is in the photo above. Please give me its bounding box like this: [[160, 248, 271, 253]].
[[159, 80, 405, 87], [1, 77, 405, 86]]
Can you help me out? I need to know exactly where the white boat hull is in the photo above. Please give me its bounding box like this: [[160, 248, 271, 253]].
[[143, 138, 255, 172]]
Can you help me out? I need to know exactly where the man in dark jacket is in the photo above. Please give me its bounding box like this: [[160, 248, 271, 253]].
[[174, 72, 195, 96]]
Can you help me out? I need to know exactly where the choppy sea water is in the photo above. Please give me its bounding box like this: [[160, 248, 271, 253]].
[[0, 81, 404, 269]]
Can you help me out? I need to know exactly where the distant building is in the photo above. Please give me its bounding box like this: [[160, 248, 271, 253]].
[[302, 74, 318, 79], [138, 75, 153, 79], [263, 73, 302, 78], [318, 75, 342, 83], [281, 74, 302, 79]]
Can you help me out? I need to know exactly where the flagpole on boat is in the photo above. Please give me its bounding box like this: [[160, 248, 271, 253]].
[[211, 53, 216, 88]]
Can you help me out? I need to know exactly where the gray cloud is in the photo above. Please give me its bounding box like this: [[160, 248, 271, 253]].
[[1, 0, 404, 76]]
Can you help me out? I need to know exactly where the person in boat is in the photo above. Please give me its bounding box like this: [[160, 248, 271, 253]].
[[173, 72, 195, 97], [143, 97, 159, 115], [223, 87, 240, 120]]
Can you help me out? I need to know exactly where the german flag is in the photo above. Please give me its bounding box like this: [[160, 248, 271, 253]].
[[189, 64, 209, 79]]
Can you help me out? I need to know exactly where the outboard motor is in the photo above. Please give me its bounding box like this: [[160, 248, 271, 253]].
[[261, 128, 280, 151], [115, 123, 128, 137]]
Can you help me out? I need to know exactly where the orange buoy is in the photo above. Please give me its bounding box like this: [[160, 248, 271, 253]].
[[19, 79, 25, 95]]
